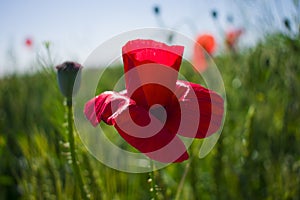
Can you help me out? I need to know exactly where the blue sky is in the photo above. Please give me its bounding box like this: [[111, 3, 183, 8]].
[[0, 0, 298, 75]]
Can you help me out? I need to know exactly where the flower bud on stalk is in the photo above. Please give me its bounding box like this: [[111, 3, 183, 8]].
[[55, 61, 88, 199], [56, 61, 83, 105]]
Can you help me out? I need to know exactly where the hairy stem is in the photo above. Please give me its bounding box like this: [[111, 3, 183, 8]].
[[175, 160, 191, 200], [148, 160, 158, 200], [66, 98, 88, 200]]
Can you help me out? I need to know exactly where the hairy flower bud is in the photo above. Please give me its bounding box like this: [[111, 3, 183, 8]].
[[56, 61, 83, 99]]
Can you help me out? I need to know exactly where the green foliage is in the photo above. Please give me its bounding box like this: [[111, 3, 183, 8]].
[[0, 33, 299, 199]]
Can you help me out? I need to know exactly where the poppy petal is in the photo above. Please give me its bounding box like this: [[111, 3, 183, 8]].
[[193, 47, 207, 73], [145, 135, 189, 163], [167, 80, 224, 139], [193, 34, 216, 72], [122, 39, 184, 108], [113, 104, 188, 163], [226, 28, 244, 48], [195, 34, 216, 55], [84, 91, 188, 163], [122, 39, 184, 72], [84, 91, 136, 126]]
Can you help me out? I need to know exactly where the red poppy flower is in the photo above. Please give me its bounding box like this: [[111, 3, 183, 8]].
[[225, 28, 243, 51], [193, 34, 216, 72], [84, 39, 224, 163]]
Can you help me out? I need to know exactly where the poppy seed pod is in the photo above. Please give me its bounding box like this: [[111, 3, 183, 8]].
[[56, 61, 83, 99]]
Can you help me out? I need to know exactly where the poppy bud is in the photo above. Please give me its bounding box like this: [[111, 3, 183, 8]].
[[211, 10, 218, 19], [56, 61, 83, 99], [283, 18, 291, 31], [153, 5, 160, 15]]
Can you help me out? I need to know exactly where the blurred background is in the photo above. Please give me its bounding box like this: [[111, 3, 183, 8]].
[[0, 0, 298, 75], [0, 0, 300, 199]]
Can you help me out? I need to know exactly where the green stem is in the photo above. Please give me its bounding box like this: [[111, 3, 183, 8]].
[[148, 160, 158, 200], [66, 98, 89, 200], [175, 159, 191, 200]]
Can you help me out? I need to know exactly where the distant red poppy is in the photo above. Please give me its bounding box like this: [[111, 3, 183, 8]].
[[225, 28, 243, 52], [84, 39, 224, 163], [195, 34, 216, 55], [193, 34, 216, 72], [25, 37, 33, 48]]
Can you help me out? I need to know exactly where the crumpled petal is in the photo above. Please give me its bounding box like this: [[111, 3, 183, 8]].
[[84, 90, 189, 163], [84, 91, 136, 126], [116, 125, 188, 163], [114, 104, 188, 162], [145, 135, 189, 163], [122, 39, 184, 108], [166, 80, 224, 139]]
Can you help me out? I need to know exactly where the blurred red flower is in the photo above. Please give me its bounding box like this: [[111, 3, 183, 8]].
[[193, 34, 216, 72], [225, 29, 243, 52], [84, 39, 224, 163], [25, 37, 33, 48]]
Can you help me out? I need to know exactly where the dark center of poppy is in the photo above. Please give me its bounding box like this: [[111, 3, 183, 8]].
[[149, 104, 167, 124]]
